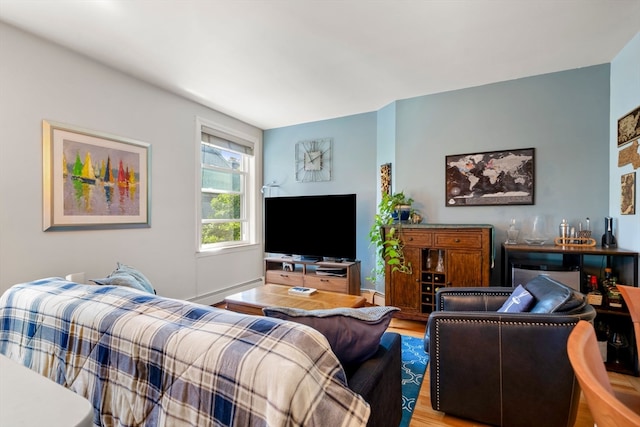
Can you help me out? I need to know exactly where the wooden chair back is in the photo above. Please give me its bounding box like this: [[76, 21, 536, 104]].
[[617, 284, 640, 350], [567, 320, 640, 427]]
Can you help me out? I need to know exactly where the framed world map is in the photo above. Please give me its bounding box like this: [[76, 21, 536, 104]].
[[445, 148, 535, 206]]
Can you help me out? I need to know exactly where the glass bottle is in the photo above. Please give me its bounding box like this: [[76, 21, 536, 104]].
[[602, 268, 613, 289], [436, 250, 444, 272], [586, 275, 602, 306], [506, 219, 519, 244]]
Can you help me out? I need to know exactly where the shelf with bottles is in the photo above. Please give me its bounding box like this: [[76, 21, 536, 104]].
[[584, 267, 634, 312], [584, 267, 639, 376], [422, 248, 446, 273], [419, 249, 447, 314], [594, 314, 638, 376]]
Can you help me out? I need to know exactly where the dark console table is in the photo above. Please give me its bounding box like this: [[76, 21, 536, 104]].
[[502, 244, 639, 290], [502, 243, 639, 376]]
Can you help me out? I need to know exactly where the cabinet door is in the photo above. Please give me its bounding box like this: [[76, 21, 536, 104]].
[[386, 246, 421, 313], [448, 249, 483, 286]]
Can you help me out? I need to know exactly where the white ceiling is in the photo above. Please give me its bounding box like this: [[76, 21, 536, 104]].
[[1, 0, 639, 130]]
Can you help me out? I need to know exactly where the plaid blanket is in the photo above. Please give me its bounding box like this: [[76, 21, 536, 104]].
[[0, 279, 370, 426]]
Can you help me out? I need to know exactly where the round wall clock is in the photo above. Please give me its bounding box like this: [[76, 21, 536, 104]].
[[295, 138, 332, 182]]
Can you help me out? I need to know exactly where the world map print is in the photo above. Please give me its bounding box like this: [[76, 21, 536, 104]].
[[445, 148, 534, 206]]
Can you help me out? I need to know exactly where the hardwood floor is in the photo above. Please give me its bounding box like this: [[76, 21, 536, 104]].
[[387, 318, 640, 427]]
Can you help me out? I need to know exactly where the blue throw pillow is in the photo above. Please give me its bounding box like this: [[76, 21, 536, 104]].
[[498, 285, 535, 313]]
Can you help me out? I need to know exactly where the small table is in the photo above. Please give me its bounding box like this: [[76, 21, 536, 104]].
[[224, 284, 366, 316], [0, 354, 93, 427]]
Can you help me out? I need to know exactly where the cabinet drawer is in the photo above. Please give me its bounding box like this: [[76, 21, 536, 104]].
[[265, 270, 303, 286], [305, 275, 348, 293], [435, 232, 482, 249], [399, 230, 433, 247]]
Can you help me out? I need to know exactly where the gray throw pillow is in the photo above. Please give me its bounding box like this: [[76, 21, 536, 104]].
[[91, 273, 149, 293], [262, 306, 399, 365]]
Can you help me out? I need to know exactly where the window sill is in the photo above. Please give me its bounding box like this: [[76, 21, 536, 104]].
[[196, 242, 261, 258]]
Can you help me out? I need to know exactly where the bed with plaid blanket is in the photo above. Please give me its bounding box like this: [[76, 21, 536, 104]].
[[0, 278, 370, 426]]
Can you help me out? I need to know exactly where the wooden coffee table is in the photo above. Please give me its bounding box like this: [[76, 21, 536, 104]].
[[224, 284, 366, 316]]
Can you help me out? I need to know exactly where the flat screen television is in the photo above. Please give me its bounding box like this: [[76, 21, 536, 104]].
[[264, 194, 356, 261]]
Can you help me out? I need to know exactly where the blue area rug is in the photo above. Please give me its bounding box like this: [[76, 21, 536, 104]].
[[400, 335, 429, 427]]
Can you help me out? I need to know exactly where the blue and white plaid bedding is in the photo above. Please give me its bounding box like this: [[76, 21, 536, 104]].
[[0, 278, 370, 426]]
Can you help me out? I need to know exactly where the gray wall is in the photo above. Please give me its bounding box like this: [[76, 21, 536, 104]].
[[265, 65, 614, 291], [0, 22, 264, 301]]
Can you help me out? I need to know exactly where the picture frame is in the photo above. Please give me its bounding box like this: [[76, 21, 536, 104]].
[[380, 163, 391, 197], [43, 120, 151, 230], [445, 148, 534, 206], [621, 172, 636, 215], [617, 105, 640, 148]]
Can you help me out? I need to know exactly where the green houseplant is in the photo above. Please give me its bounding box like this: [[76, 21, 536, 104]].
[[368, 192, 414, 284]]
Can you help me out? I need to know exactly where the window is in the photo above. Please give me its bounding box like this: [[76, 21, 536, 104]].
[[198, 121, 255, 251]]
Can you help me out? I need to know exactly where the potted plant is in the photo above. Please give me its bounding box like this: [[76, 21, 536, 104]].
[[368, 192, 414, 284]]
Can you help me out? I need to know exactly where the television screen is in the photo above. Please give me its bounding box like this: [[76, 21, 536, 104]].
[[264, 194, 356, 261]]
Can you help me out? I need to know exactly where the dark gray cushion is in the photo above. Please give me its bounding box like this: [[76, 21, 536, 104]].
[[524, 275, 586, 313], [262, 306, 399, 364]]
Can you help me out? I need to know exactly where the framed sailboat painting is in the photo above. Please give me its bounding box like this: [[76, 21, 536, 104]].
[[43, 120, 151, 230]]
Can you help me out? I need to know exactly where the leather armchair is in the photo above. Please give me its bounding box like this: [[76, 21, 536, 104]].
[[425, 286, 596, 427]]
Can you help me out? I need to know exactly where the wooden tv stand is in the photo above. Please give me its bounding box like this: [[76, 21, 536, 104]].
[[264, 257, 361, 295]]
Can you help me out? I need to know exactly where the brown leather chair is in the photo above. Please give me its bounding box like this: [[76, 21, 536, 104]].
[[425, 278, 596, 427], [567, 320, 640, 427]]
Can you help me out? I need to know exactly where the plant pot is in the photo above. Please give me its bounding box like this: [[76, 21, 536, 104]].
[[393, 205, 412, 222]]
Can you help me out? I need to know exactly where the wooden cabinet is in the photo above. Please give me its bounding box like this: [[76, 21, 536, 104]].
[[384, 225, 493, 320], [264, 257, 361, 295]]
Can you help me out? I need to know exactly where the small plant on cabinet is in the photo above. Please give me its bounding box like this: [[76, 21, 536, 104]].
[[368, 192, 414, 284]]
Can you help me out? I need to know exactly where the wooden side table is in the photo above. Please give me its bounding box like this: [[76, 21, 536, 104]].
[[224, 284, 366, 316]]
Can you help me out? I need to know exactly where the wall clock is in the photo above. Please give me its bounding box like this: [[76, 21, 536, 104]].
[[295, 138, 332, 182]]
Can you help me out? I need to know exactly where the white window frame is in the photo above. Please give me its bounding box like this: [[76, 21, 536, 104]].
[[196, 117, 258, 253]]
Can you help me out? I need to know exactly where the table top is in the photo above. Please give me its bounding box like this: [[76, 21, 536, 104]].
[[224, 284, 366, 313], [502, 243, 638, 256], [0, 354, 93, 427], [385, 223, 493, 230]]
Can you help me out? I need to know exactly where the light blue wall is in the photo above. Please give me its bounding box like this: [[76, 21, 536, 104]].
[[263, 112, 378, 286], [394, 65, 610, 278], [610, 32, 640, 253], [376, 101, 397, 188], [265, 65, 612, 290]]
